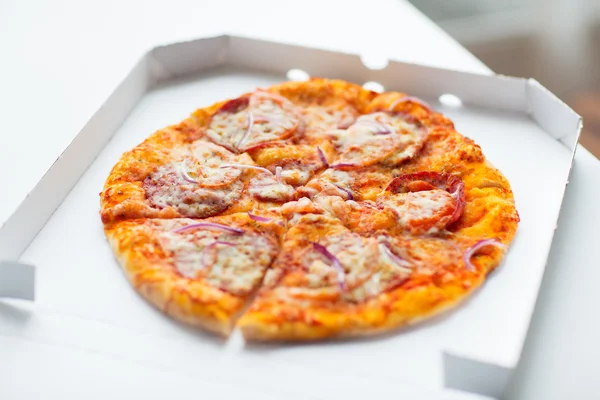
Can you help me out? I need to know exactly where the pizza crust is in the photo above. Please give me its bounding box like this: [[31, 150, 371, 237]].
[[105, 213, 284, 336]]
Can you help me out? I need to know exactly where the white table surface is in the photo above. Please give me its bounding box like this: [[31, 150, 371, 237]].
[[1, 0, 599, 399]]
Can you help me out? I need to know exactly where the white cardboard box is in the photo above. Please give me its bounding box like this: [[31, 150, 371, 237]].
[[0, 35, 581, 399]]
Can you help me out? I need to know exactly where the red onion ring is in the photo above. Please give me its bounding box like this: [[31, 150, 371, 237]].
[[333, 184, 354, 200], [247, 212, 273, 222], [331, 162, 356, 169], [352, 119, 392, 135], [388, 96, 432, 112], [380, 244, 412, 270], [178, 164, 199, 184], [201, 241, 235, 269], [219, 163, 272, 175], [317, 147, 329, 168], [275, 166, 282, 183], [173, 222, 244, 235], [463, 239, 506, 271], [312, 242, 346, 291], [236, 111, 254, 150]]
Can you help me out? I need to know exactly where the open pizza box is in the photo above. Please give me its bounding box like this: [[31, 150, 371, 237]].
[[0, 35, 581, 399]]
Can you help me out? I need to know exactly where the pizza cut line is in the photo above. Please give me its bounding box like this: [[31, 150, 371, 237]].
[[101, 78, 519, 341]]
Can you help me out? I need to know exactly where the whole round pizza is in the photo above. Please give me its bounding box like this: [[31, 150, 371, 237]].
[[100, 78, 519, 341]]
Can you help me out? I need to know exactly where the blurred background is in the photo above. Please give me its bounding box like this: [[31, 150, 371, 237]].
[[409, 0, 600, 157]]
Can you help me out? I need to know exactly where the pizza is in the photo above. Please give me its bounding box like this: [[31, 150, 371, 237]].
[[100, 78, 519, 340]]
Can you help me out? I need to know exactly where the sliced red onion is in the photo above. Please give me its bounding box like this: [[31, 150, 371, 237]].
[[201, 241, 235, 269], [220, 163, 272, 175], [353, 119, 392, 135], [177, 164, 199, 184], [333, 184, 354, 200], [317, 147, 329, 168], [331, 162, 356, 169], [173, 222, 244, 235], [236, 111, 254, 150], [463, 239, 506, 271], [388, 96, 432, 112], [362, 201, 380, 210], [247, 212, 273, 222], [312, 242, 346, 291], [380, 244, 412, 270], [275, 166, 282, 183]]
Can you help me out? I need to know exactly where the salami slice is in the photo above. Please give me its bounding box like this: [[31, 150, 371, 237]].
[[377, 172, 466, 234], [329, 112, 428, 169], [205, 91, 300, 152]]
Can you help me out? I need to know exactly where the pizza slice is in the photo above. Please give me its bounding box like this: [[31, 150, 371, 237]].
[[101, 133, 304, 224], [237, 197, 507, 341], [105, 211, 284, 336]]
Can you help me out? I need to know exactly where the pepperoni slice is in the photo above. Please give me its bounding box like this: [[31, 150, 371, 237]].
[[377, 172, 465, 234], [142, 144, 248, 218], [143, 168, 243, 218], [205, 91, 300, 152], [329, 112, 427, 169], [385, 171, 465, 224], [188, 142, 243, 188]]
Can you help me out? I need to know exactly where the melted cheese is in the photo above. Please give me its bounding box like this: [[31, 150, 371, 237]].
[[206, 95, 299, 151], [144, 163, 243, 218], [301, 104, 357, 132], [270, 233, 412, 303], [303, 169, 354, 200], [330, 112, 427, 167], [248, 175, 295, 202], [378, 190, 455, 234], [160, 229, 276, 296]]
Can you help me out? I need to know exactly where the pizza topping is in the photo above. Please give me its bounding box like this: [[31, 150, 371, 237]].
[[201, 241, 235, 268], [273, 233, 412, 303], [463, 239, 506, 271], [328, 112, 428, 168], [173, 222, 244, 235], [247, 212, 273, 222], [189, 142, 245, 188], [219, 163, 272, 175], [379, 243, 412, 271], [248, 174, 295, 202], [236, 111, 254, 149], [379, 237, 464, 276], [385, 171, 465, 225], [160, 228, 278, 295], [316, 147, 329, 168], [143, 163, 244, 218], [206, 91, 300, 152], [300, 169, 355, 200], [311, 242, 346, 290], [378, 190, 458, 235], [300, 103, 359, 132], [177, 164, 200, 184]]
